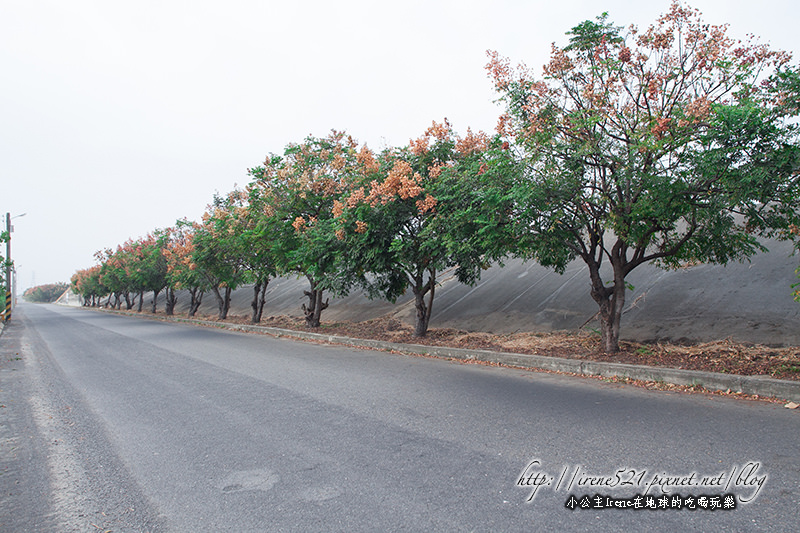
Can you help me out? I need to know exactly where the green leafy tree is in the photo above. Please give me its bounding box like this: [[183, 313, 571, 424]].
[[235, 192, 278, 324], [162, 220, 209, 317], [136, 231, 169, 313], [95, 247, 134, 309], [196, 188, 278, 323], [339, 121, 515, 337], [193, 200, 250, 320], [247, 131, 363, 327], [114, 233, 169, 313], [487, 2, 800, 352], [71, 265, 106, 307]]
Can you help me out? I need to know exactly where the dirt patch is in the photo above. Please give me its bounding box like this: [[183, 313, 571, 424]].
[[182, 313, 800, 381]]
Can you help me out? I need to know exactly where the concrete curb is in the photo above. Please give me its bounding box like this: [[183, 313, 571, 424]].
[[149, 314, 800, 403]]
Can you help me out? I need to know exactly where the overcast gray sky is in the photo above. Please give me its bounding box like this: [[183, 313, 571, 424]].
[[2, 0, 798, 290]]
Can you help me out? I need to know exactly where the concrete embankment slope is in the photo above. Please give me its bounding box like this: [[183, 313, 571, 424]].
[[59, 238, 800, 346]]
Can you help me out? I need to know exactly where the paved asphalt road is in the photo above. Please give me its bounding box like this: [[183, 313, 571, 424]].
[[1, 304, 799, 532]]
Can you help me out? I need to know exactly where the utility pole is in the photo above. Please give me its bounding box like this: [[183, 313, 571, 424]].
[[3, 212, 25, 322], [4, 212, 10, 322]]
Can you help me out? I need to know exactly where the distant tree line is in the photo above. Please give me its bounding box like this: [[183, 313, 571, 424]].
[[23, 282, 69, 303], [71, 3, 800, 353]]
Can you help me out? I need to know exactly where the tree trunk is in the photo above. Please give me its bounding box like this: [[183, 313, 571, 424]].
[[151, 288, 161, 313], [212, 285, 232, 320], [588, 261, 626, 354], [412, 290, 430, 337], [165, 287, 177, 316], [137, 290, 144, 312], [188, 287, 203, 317], [251, 279, 269, 324], [302, 276, 328, 328], [257, 281, 268, 322], [411, 268, 435, 338]]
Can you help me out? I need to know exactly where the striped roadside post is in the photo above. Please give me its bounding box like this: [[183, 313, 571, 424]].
[[3, 212, 25, 322]]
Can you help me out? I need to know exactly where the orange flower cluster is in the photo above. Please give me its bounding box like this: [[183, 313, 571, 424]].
[[425, 119, 451, 141], [678, 96, 711, 127], [332, 200, 345, 218], [543, 44, 574, 77], [409, 136, 430, 156], [651, 117, 672, 139], [357, 146, 380, 175], [428, 162, 448, 179], [496, 113, 512, 137], [162, 229, 197, 275], [486, 50, 513, 90], [455, 127, 488, 155], [342, 158, 436, 217], [331, 153, 347, 171], [346, 187, 366, 209], [416, 195, 438, 214], [309, 176, 344, 198], [410, 119, 453, 155], [292, 216, 306, 232], [366, 160, 423, 205], [647, 78, 659, 98]]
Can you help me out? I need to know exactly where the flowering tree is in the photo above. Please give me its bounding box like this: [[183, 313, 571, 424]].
[[94, 246, 135, 309], [487, 2, 800, 352], [338, 120, 515, 337], [205, 188, 277, 323], [191, 198, 251, 320], [94, 235, 168, 312], [247, 131, 363, 327], [71, 265, 106, 307], [162, 220, 208, 317], [128, 232, 169, 313]]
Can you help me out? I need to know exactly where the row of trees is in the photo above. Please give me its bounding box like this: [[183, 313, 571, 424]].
[[72, 125, 511, 335], [23, 282, 69, 303], [71, 3, 800, 353]]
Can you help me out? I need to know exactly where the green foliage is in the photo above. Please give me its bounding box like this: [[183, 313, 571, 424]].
[[71, 265, 106, 305], [337, 121, 516, 336], [162, 220, 205, 289], [191, 199, 252, 319], [564, 12, 623, 52], [64, 3, 800, 344], [23, 282, 69, 303], [247, 131, 364, 326], [0, 230, 8, 289], [488, 3, 800, 352]]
